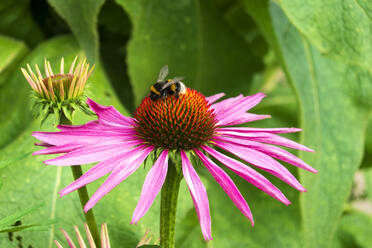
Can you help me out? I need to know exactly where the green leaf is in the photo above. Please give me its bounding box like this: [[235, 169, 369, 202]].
[[0, 224, 38, 233], [208, 173, 303, 248], [0, 35, 194, 248], [0, 35, 30, 149], [0, 204, 50, 234], [246, 1, 371, 246], [0, 35, 27, 78], [115, 0, 263, 104], [278, 0, 372, 71], [338, 211, 372, 248], [0, 204, 43, 227], [47, 0, 106, 63], [0, 0, 44, 46]]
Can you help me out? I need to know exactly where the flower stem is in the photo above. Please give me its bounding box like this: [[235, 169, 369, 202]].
[[160, 159, 183, 248], [59, 114, 101, 247]]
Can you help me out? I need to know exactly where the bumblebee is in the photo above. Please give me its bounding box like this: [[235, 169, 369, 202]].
[[150, 65, 187, 101]]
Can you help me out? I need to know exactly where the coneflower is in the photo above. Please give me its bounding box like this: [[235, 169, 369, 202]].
[[32, 67, 316, 245]]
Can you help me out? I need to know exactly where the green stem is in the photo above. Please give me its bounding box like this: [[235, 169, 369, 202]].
[[160, 159, 183, 248], [59, 114, 101, 247]]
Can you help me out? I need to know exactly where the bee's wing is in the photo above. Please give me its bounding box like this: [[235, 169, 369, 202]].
[[172, 77, 184, 82], [160, 81, 174, 90], [161, 77, 185, 90], [157, 65, 169, 82]]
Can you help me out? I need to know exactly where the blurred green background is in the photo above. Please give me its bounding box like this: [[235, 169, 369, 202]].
[[0, 0, 371, 247]]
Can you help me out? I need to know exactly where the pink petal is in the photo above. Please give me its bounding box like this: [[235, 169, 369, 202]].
[[194, 149, 254, 225], [87, 98, 134, 127], [44, 140, 141, 166], [206, 93, 225, 104], [58, 121, 132, 132], [217, 127, 302, 134], [220, 113, 271, 126], [84, 146, 154, 212], [213, 140, 305, 191], [216, 136, 317, 173], [61, 228, 76, 248], [54, 240, 63, 248], [33, 143, 83, 155], [131, 150, 169, 224], [59, 148, 142, 196], [219, 131, 314, 152], [211, 95, 244, 118], [202, 145, 290, 205], [181, 150, 212, 241], [216, 93, 266, 122], [33, 130, 136, 146], [57, 120, 100, 130]]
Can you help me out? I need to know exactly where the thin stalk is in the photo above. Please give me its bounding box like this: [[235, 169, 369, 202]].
[[160, 159, 183, 248], [59, 113, 101, 247]]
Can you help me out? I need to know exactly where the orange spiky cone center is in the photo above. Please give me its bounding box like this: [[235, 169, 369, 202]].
[[134, 89, 217, 150]]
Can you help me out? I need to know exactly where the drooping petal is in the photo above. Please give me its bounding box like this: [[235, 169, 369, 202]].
[[219, 130, 314, 152], [131, 150, 169, 224], [59, 147, 143, 196], [58, 120, 107, 131], [33, 143, 83, 155], [211, 94, 244, 114], [206, 93, 225, 104], [213, 140, 305, 191], [220, 113, 271, 126], [216, 93, 266, 122], [216, 136, 317, 173], [87, 98, 134, 127], [44, 140, 141, 166], [32, 129, 136, 146], [58, 121, 134, 133], [84, 146, 154, 212], [202, 145, 290, 205], [194, 149, 254, 225], [217, 127, 302, 134], [181, 150, 212, 240]]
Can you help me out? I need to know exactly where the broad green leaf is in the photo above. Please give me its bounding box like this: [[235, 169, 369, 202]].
[[338, 211, 372, 248], [246, 1, 371, 247], [0, 0, 43, 46], [115, 0, 263, 104], [47, 0, 106, 63], [278, 0, 372, 71], [0, 35, 195, 248], [208, 173, 303, 248], [0, 35, 29, 149], [0, 35, 28, 77]]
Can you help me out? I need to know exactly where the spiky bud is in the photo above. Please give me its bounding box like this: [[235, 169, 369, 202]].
[[21, 56, 95, 125]]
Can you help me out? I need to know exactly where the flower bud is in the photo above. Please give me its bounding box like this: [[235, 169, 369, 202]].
[[21, 56, 95, 124]]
